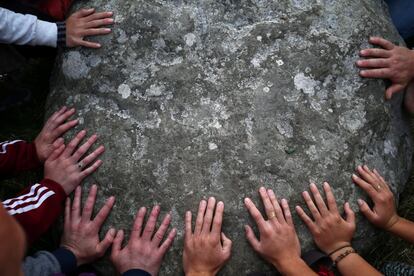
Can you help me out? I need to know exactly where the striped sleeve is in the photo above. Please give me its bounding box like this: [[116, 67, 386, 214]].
[[3, 178, 66, 244], [0, 140, 42, 178]]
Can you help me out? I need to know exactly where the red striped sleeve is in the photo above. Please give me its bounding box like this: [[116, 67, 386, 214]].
[[3, 179, 66, 244]]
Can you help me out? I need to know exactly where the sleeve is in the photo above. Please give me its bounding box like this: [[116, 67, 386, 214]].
[[122, 269, 152, 276], [3, 178, 66, 244], [22, 251, 61, 276], [0, 7, 57, 47], [0, 140, 42, 178]]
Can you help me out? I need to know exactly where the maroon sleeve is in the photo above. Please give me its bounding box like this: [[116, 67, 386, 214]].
[[3, 178, 66, 244], [0, 140, 42, 178]]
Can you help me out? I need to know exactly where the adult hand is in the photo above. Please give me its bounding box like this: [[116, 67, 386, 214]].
[[357, 37, 414, 100], [183, 197, 232, 276], [244, 187, 301, 271], [66, 8, 114, 48], [296, 182, 355, 254], [110, 206, 177, 275], [352, 165, 400, 230], [44, 130, 104, 195], [61, 185, 116, 266], [34, 106, 78, 163]]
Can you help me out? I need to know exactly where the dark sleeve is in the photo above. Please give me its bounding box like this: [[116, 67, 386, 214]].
[[52, 247, 77, 274], [122, 269, 152, 276], [3, 178, 66, 244], [0, 140, 42, 178]]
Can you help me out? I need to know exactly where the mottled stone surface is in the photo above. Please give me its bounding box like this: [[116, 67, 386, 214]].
[[48, 0, 413, 274]]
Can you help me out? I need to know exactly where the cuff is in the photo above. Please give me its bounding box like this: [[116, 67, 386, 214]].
[[56, 22, 66, 47], [52, 247, 77, 274], [40, 178, 67, 198], [122, 269, 151, 276], [28, 142, 43, 168], [34, 19, 58, 47]]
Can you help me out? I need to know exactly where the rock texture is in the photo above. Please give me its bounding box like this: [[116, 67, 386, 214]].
[[48, 0, 413, 274]]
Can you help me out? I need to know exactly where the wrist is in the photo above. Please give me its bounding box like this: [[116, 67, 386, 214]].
[[272, 256, 307, 275], [386, 215, 403, 232], [329, 246, 353, 262], [61, 244, 85, 266], [186, 270, 215, 276]]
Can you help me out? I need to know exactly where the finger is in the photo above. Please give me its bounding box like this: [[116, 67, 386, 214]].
[[373, 169, 390, 190], [211, 201, 224, 237], [81, 28, 112, 37], [111, 229, 124, 256], [52, 119, 79, 139], [295, 205, 316, 232], [267, 189, 284, 222], [93, 195, 115, 229], [62, 130, 87, 158], [47, 144, 65, 161], [74, 8, 95, 18], [81, 184, 98, 222], [64, 197, 71, 231], [201, 197, 216, 234], [45, 107, 67, 130], [244, 225, 260, 251], [369, 36, 395, 50], [77, 39, 101, 49], [53, 108, 76, 128], [85, 17, 114, 29], [356, 58, 389, 68], [221, 232, 232, 254], [344, 202, 355, 225], [72, 134, 98, 161], [357, 199, 377, 222], [244, 198, 265, 227], [259, 187, 276, 220], [359, 48, 392, 58], [309, 183, 329, 216], [385, 84, 404, 100], [302, 191, 321, 221], [281, 198, 293, 226], [159, 228, 177, 255], [142, 205, 161, 240], [97, 228, 116, 255], [80, 159, 103, 179], [194, 200, 207, 235], [78, 145, 105, 168], [153, 213, 172, 246], [85, 11, 113, 22], [360, 165, 377, 182], [72, 186, 82, 221], [360, 68, 391, 79], [52, 137, 64, 148], [323, 182, 338, 213], [184, 211, 192, 242], [352, 173, 378, 198], [130, 207, 146, 240]]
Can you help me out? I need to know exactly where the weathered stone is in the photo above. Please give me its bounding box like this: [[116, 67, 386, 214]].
[[48, 0, 413, 274]]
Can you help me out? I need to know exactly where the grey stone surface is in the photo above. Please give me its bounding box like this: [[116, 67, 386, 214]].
[[48, 0, 413, 274]]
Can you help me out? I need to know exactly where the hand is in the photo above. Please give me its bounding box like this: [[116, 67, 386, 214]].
[[61, 185, 116, 265], [244, 187, 301, 270], [183, 197, 232, 276], [66, 8, 113, 48], [110, 206, 177, 275], [352, 165, 400, 230], [44, 130, 104, 195], [34, 106, 78, 162], [296, 182, 355, 254], [357, 37, 414, 100]]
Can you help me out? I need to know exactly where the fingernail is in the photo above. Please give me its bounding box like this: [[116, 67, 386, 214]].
[[357, 199, 364, 205], [109, 228, 116, 235], [244, 198, 250, 204], [259, 187, 265, 192], [310, 183, 316, 188], [281, 198, 287, 205], [218, 201, 224, 207], [352, 174, 358, 179]]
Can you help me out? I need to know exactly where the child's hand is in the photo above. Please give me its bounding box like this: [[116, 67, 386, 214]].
[[34, 106, 78, 163], [44, 130, 104, 195], [66, 8, 113, 48], [352, 165, 400, 230]]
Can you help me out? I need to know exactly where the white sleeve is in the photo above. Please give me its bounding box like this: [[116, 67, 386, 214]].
[[0, 7, 57, 47]]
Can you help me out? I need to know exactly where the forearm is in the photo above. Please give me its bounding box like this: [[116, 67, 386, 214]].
[[274, 257, 318, 276], [0, 140, 42, 177], [333, 250, 381, 276], [388, 217, 414, 244]]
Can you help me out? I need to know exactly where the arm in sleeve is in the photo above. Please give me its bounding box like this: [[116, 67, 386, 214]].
[[22, 251, 61, 276], [0, 7, 57, 47], [0, 140, 42, 178], [3, 178, 66, 244]]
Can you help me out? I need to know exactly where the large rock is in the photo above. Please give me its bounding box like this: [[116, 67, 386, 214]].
[[48, 0, 413, 274]]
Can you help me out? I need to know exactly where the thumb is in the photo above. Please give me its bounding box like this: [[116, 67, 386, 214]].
[[385, 84, 404, 100], [344, 202, 355, 225], [357, 199, 377, 222], [97, 228, 116, 256], [221, 232, 232, 253]]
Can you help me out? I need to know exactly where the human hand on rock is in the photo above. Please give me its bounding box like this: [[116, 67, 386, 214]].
[[183, 197, 232, 276], [61, 185, 116, 266], [44, 130, 105, 195], [357, 37, 414, 100], [244, 187, 303, 273], [352, 165, 400, 230], [34, 106, 78, 163], [66, 8, 113, 48], [110, 206, 177, 275], [296, 182, 355, 254]]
